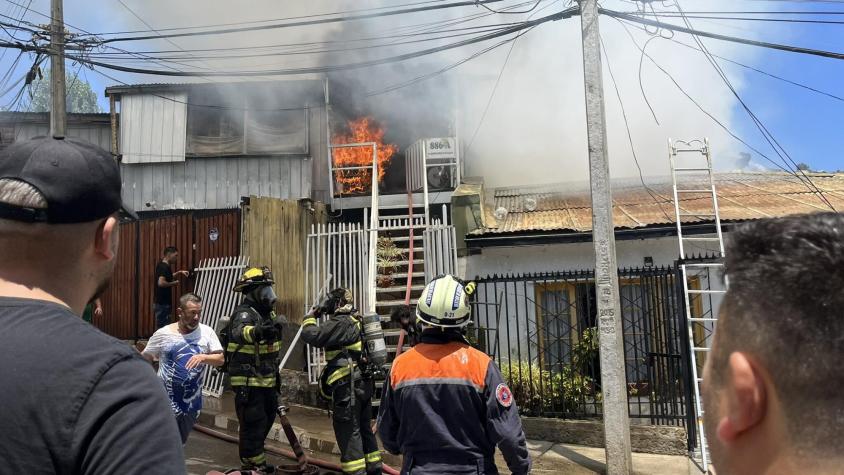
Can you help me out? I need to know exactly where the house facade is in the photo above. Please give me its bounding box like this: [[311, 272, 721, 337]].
[[447, 172, 843, 435], [105, 79, 330, 211]]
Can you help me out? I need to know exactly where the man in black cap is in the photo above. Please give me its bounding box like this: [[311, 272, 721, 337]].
[[0, 137, 186, 473]]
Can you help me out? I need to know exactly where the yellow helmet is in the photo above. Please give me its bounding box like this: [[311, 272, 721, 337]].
[[416, 275, 472, 328], [232, 266, 274, 292]]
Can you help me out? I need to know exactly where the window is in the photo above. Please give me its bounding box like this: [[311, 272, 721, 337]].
[[533, 282, 580, 371], [186, 86, 307, 156], [186, 88, 244, 156]]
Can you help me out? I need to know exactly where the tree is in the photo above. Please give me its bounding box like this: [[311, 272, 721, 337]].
[[796, 163, 812, 171], [25, 69, 101, 113]]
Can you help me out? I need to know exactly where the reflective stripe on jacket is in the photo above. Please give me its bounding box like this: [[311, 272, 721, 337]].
[[377, 331, 531, 475]]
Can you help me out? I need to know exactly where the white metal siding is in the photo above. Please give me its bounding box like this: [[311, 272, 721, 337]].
[[121, 156, 311, 210], [14, 123, 111, 151], [120, 92, 187, 164]]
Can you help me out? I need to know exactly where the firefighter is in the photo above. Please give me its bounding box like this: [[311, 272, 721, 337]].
[[301, 288, 382, 475], [377, 275, 532, 475], [227, 266, 285, 473]]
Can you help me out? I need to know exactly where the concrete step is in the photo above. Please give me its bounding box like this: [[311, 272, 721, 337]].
[[378, 258, 424, 268], [389, 235, 424, 243], [382, 271, 426, 280], [377, 298, 418, 308], [376, 284, 426, 293]]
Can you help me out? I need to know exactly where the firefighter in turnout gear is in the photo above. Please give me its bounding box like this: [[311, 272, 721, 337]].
[[227, 266, 285, 473], [301, 288, 382, 475], [377, 275, 531, 475]]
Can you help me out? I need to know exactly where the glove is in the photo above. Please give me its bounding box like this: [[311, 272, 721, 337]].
[[253, 320, 280, 342]]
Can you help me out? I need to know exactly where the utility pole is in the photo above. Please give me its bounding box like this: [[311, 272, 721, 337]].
[[50, 0, 66, 138], [578, 1, 633, 473]]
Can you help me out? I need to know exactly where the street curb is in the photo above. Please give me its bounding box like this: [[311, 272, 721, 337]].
[[197, 404, 342, 457]]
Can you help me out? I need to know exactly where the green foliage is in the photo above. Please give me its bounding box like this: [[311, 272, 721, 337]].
[[25, 69, 101, 114], [499, 327, 602, 416], [376, 237, 406, 287]]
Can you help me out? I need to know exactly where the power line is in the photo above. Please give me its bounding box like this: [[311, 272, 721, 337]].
[[611, 17, 815, 179], [599, 34, 675, 222], [94, 0, 512, 44], [621, 19, 844, 103], [601, 8, 844, 60], [3, 7, 578, 78], [672, 1, 836, 210], [83, 0, 453, 37], [464, 0, 560, 155], [83, 24, 522, 63], [365, 25, 536, 96], [622, 11, 844, 24]]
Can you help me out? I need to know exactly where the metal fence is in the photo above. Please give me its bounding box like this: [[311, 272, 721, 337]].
[[472, 266, 692, 430], [195, 256, 249, 398]]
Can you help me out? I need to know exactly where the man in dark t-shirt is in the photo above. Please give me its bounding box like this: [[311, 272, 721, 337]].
[[155, 246, 188, 329], [0, 137, 185, 473]]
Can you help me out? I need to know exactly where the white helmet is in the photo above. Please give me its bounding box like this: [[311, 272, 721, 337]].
[[416, 275, 473, 328]]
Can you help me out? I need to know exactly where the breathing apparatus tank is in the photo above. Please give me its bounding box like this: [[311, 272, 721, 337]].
[[361, 312, 388, 367]]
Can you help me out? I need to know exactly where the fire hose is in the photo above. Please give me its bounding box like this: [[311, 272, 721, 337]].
[[193, 423, 400, 475]]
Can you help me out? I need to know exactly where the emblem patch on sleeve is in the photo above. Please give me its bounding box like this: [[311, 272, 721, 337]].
[[495, 383, 513, 408]]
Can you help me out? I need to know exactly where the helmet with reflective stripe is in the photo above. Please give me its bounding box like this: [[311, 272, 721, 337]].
[[232, 266, 275, 292], [416, 274, 472, 328]]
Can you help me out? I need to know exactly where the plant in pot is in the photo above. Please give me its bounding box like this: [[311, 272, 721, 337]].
[[376, 237, 406, 288]]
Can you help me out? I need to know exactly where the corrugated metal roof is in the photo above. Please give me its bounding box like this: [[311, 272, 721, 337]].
[[472, 173, 844, 235], [105, 77, 325, 96]]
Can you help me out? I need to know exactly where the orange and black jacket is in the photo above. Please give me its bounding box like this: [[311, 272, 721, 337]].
[[377, 331, 531, 475]]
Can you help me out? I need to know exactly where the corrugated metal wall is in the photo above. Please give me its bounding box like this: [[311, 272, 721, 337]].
[[95, 209, 241, 339], [96, 222, 138, 338], [120, 92, 187, 164], [242, 197, 327, 324], [14, 123, 112, 151], [121, 155, 311, 210]]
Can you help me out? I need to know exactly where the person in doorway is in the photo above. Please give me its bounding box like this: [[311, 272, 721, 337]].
[[0, 136, 185, 472], [143, 292, 223, 444], [81, 296, 103, 324], [155, 246, 189, 329], [227, 266, 285, 473], [377, 274, 531, 475], [301, 288, 382, 475], [702, 212, 844, 475]]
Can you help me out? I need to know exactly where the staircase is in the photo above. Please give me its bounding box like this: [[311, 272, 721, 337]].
[[370, 202, 429, 403]]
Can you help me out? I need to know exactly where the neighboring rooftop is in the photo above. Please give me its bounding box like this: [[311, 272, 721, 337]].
[[471, 172, 844, 236]]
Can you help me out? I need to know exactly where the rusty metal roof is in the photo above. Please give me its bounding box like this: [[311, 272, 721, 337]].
[[472, 173, 844, 235]]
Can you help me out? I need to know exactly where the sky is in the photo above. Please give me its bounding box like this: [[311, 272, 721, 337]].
[[0, 0, 840, 180]]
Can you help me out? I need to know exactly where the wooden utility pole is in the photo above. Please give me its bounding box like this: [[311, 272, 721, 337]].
[[50, 0, 66, 138], [578, 1, 633, 473]]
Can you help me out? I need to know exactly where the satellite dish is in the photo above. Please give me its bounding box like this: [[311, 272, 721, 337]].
[[525, 197, 537, 212], [427, 165, 452, 189]]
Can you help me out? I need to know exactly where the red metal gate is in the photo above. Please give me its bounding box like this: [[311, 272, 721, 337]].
[[95, 209, 241, 339]]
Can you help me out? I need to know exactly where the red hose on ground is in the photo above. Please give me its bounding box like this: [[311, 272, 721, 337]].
[[193, 424, 400, 475]]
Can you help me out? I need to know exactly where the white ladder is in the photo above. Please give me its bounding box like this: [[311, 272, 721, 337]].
[[669, 138, 727, 473]]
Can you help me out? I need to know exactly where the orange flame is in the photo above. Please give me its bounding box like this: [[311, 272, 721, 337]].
[[332, 117, 398, 195]]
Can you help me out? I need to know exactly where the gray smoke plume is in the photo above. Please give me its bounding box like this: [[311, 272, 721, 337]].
[[79, 0, 774, 188]]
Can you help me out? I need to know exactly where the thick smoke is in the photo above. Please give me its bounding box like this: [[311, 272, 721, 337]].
[[81, 0, 773, 187]]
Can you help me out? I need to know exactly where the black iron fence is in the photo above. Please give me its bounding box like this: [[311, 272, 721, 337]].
[[470, 266, 692, 432]]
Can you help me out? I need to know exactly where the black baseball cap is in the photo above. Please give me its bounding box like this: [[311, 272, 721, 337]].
[[0, 136, 137, 223]]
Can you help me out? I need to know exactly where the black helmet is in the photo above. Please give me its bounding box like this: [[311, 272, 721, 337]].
[[232, 266, 274, 293]]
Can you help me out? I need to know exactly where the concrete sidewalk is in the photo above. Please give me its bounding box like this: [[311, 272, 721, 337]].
[[199, 391, 700, 474]]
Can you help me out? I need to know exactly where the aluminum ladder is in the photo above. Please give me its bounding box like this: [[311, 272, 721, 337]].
[[669, 138, 727, 473]]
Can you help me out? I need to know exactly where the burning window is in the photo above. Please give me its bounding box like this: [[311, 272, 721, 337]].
[[332, 117, 398, 196], [245, 93, 307, 155]]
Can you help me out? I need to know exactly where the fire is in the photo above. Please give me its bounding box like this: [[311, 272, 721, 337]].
[[332, 117, 398, 195]]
